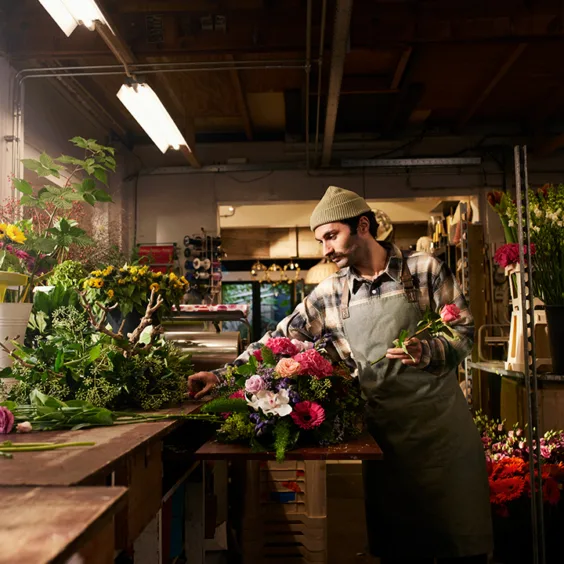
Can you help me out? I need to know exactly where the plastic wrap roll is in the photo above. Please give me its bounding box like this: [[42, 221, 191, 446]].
[[163, 328, 242, 372]]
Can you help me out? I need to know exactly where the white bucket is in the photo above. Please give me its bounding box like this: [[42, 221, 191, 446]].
[[0, 303, 33, 369]]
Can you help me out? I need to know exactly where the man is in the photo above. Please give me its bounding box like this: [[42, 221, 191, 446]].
[[189, 186, 493, 564]]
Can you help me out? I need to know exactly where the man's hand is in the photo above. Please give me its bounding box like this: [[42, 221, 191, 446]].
[[188, 371, 219, 399], [385, 337, 423, 366]]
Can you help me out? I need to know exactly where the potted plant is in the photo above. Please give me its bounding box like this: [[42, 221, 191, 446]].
[[82, 264, 189, 335], [0, 137, 116, 367]]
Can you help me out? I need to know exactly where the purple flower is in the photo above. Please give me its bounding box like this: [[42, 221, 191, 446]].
[[0, 406, 14, 434]]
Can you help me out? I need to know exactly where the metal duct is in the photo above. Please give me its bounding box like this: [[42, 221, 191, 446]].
[[164, 329, 242, 372]]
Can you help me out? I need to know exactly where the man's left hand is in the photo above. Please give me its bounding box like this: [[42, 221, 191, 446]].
[[386, 337, 423, 366]]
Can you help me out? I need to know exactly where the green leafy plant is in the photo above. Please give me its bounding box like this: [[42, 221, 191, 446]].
[[47, 260, 87, 289], [7, 137, 115, 300]]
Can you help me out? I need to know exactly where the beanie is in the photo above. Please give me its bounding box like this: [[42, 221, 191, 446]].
[[310, 186, 372, 231]]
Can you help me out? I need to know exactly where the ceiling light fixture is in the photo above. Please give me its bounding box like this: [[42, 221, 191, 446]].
[[117, 82, 189, 154], [37, 0, 111, 37]]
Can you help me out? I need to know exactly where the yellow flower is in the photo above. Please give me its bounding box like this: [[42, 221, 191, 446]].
[[102, 266, 114, 277], [92, 270, 102, 277], [139, 265, 149, 275], [91, 278, 104, 289], [107, 289, 115, 299], [132, 276, 138, 282], [152, 271, 163, 278], [130, 266, 138, 275], [0, 223, 7, 240], [169, 272, 178, 281], [6, 224, 26, 244], [150, 282, 160, 293], [180, 276, 188, 286], [118, 279, 127, 285]]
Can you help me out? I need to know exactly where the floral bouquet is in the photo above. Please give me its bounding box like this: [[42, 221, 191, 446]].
[[370, 304, 461, 365], [201, 336, 364, 461]]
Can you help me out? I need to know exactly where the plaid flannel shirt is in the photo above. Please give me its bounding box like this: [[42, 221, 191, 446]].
[[213, 244, 473, 379]]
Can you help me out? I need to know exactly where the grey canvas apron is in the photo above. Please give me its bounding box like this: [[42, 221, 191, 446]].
[[340, 260, 493, 560]]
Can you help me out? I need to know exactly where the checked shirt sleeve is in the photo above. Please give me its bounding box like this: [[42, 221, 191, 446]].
[[418, 261, 474, 376], [212, 292, 325, 381]]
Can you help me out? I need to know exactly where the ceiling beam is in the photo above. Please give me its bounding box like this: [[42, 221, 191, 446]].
[[94, 15, 201, 167], [226, 55, 253, 141], [321, 0, 354, 167], [390, 47, 412, 90], [455, 43, 527, 130]]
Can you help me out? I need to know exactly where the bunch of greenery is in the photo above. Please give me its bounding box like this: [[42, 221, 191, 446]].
[[2, 286, 193, 411], [47, 260, 87, 289]]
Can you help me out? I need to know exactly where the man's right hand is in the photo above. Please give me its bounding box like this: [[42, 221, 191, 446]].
[[188, 371, 219, 400]]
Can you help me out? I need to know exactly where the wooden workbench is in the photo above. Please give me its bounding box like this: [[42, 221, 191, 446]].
[[0, 402, 203, 487], [0, 486, 127, 564]]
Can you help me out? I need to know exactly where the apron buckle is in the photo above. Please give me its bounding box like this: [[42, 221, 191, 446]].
[[341, 306, 350, 319], [405, 288, 418, 303]]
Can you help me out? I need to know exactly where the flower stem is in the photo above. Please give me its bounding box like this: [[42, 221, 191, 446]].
[[370, 322, 432, 365], [0, 441, 95, 453]]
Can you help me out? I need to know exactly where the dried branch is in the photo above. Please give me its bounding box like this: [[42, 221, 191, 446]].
[[0, 340, 62, 378], [78, 291, 130, 348], [128, 289, 164, 346]]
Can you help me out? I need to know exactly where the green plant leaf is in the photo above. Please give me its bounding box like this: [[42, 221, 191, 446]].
[[70, 136, 89, 149], [261, 346, 276, 367], [19, 194, 37, 206], [235, 363, 255, 376], [81, 178, 96, 193], [93, 189, 113, 202], [93, 168, 108, 185], [21, 158, 53, 178], [84, 193, 96, 206], [12, 178, 33, 195], [88, 344, 102, 362], [54, 350, 65, 371]]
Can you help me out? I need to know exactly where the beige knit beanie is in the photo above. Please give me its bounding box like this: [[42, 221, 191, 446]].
[[310, 186, 372, 231]]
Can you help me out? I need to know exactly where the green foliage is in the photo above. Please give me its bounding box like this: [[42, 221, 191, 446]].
[[260, 346, 276, 367], [47, 260, 87, 289], [202, 398, 249, 414], [218, 413, 255, 442], [273, 419, 298, 463], [297, 376, 333, 402]]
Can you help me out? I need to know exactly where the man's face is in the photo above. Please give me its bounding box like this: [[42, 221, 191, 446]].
[[314, 222, 361, 269]]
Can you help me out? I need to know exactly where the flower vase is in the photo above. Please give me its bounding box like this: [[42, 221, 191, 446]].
[[504, 265, 552, 372], [0, 302, 33, 369], [107, 308, 143, 337]]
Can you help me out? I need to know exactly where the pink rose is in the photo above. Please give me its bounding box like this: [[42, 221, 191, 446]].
[[16, 421, 32, 433], [265, 337, 299, 357], [440, 304, 461, 324], [245, 375, 266, 394], [275, 357, 302, 378], [293, 349, 334, 378], [0, 406, 14, 434]]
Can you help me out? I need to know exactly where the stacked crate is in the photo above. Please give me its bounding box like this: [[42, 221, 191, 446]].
[[241, 460, 327, 564]]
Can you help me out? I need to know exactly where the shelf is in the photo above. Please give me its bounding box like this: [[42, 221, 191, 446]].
[[468, 361, 564, 385]]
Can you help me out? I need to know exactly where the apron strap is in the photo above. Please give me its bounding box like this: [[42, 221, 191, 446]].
[[340, 277, 350, 319], [340, 255, 418, 320], [401, 254, 418, 303]]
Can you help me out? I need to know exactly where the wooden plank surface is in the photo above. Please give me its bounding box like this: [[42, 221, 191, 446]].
[[0, 486, 127, 564], [194, 433, 383, 461], [0, 402, 202, 486]]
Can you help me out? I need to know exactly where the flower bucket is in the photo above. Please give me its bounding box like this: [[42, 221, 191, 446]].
[[0, 302, 33, 369]]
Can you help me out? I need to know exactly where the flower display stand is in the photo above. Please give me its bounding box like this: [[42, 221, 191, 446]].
[[504, 265, 552, 373], [194, 435, 382, 564]]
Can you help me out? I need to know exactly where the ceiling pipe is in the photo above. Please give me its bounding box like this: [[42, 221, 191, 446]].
[[321, 0, 354, 167], [314, 0, 328, 165]]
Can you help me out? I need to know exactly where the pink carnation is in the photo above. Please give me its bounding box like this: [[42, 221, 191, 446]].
[[265, 337, 299, 357], [293, 349, 334, 378], [275, 357, 302, 378], [252, 350, 263, 362], [0, 406, 14, 434], [440, 304, 461, 324], [291, 401, 325, 430], [494, 243, 536, 269]]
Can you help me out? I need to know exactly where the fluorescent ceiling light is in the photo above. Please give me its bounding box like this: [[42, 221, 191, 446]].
[[117, 83, 189, 154], [37, 0, 111, 36]]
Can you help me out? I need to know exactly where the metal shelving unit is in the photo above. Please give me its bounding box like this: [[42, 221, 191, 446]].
[[470, 146, 546, 564]]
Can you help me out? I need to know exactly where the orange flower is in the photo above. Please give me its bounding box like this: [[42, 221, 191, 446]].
[[543, 477, 561, 506], [494, 457, 527, 479], [489, 476, 525, 505]]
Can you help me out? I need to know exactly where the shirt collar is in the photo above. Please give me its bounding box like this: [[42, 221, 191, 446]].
[[346, 243, 404, 293]]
